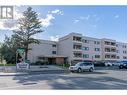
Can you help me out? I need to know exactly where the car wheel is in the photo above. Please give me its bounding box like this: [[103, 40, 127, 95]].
[[119, 66, 123, 69], [89, 67, 94, 72], [70, 71, 74, 73], [107, 64, 110, 67], [77, 68, 82, 73]]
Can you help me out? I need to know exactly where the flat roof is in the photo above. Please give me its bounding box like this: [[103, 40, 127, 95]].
[[38, 55, 67, 58]]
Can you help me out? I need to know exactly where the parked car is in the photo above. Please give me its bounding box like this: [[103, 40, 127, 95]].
[[93, 61, 105, 67], [119, 61, 127, 69], [104, 62, 112, 66], [112, 62, 121, 66], [69, 62, 94, 73]]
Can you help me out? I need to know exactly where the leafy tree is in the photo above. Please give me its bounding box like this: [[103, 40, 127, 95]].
[[0, 36, 17, 64], [12, 7, 44, 60], [0, 7, 44, 64]]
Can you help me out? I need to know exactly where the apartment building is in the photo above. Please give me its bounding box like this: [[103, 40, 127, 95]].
[[116, 42, 127, 61], [101, 38, 117, 61], [28, 33, 127, 64], [28, 40, 67, 64]]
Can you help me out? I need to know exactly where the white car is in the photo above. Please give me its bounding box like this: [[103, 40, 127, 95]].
[[69, 62, 94, 73], [104, 62, 112, 66]]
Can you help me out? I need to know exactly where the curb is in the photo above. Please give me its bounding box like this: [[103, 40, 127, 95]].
[[0, 70, 69, 76], [0, 72, 29, 76]]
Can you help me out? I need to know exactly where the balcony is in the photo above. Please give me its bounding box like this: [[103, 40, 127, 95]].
[[104, 41, 116, 47], [73, 52, 82, 58], [105, 54, 116, 59], [73, 36, 82, 43], [73, 44, 82, 51], [105, 48, 116, 53]]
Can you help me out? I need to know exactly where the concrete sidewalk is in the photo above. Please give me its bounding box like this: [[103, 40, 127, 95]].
[[29, 65, 65, 71], [0, 65, 68, 75], [0, 72, 29, 76]]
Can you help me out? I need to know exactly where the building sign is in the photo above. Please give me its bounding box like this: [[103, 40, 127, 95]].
[[16, 62, 29, 70], [0, 6, 13, 19], [16, 48, 30, 70]]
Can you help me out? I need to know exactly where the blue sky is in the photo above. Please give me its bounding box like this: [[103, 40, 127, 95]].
[[1, 6, 127, 42]]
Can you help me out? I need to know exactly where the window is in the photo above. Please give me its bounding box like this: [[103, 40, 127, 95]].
[[52, 44, 56, 47], [111, 42, 116, 46], [73, 52, 82, 58], [105, 55, 110, 58], [95, 48, 100, 51], [116, 50, 119, 53], [79, 63, 84, 66], [123, 56, 127, 59], [105, 48, 110, 52], [82, 39, 89, 43], [52, 51, 56, 54], [82, 47, 89, 51], [123, 51, 127, 54], [83, 62, 92, 66], [111, 48, 116, 52], [83, 54, 89, 58], [73, 36, 82, 42], [111, 55, 116, 59], [95, 55, 100, 58], [117, 56, 120, 59], [122, 45, 127, 48], [73, 45, 82, 49], [105, 41, 110, 45], [94, 41, 100, 45], [116, 44, 118, 47]]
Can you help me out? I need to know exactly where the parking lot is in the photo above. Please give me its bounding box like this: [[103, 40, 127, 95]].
[[0, 66, 127, 89]]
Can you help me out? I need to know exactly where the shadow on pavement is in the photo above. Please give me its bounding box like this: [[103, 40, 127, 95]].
[[72, 71, 108, 74], [11, 72, 127, 89], [95, 66, 127, 71]]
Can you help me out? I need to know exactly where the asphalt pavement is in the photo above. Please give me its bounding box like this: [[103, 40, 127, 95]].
[[0, 66, 127, 89]]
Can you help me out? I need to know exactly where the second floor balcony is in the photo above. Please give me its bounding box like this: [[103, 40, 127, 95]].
[[105, 48, 116, 53], [73, 44, 82, 50], [73, 52, 82, 58]]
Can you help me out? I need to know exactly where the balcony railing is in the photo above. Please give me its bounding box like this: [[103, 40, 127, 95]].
[[104, 41, 116, 46], [73, 45, 82, 50], [73, 36, 82, 42], [105, 55, 116, 59], [73, 52, 82, 58]]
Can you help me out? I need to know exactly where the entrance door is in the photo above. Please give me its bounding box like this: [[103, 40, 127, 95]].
[[48, 58, 56, 64]]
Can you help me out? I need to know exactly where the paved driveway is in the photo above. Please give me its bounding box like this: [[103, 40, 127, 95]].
[[0, 67, 127, 89]]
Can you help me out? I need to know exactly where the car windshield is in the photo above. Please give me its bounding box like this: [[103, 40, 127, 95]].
[[75, 62, 83, 66], [84, 62, 93, 65]]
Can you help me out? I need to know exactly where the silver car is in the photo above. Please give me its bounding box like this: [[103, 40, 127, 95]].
[[69, 62, 94, 73]]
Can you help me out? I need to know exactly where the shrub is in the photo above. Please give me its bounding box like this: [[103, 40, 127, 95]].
[[63, 63, 70, 67], [34, 60, 49, 65], [35, 61, 45, 65]]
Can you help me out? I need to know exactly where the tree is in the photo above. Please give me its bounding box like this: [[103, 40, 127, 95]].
[[0, 7, 44, 64], [0, 36, 17, 64], [12, 7, 44, 60]]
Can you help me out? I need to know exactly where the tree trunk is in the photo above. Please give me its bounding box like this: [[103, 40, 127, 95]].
[[25, 44, 28, 60]]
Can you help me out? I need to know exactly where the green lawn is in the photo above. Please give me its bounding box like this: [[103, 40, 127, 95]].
[[56, 63, 70, 69], [0, 64, 16, 66]]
